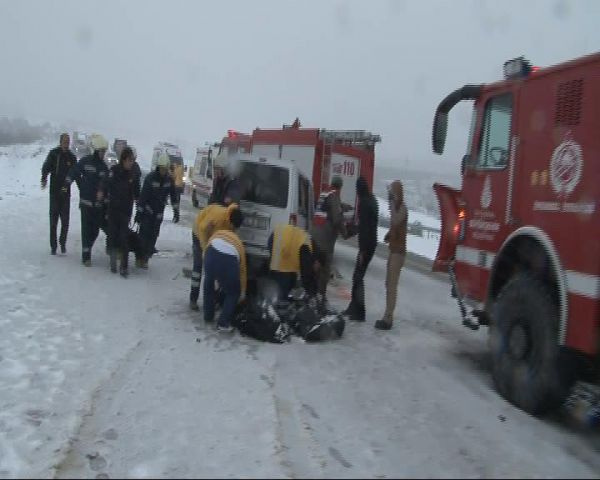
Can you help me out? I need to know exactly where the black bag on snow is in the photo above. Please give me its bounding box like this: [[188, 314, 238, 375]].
[[234, 299, 291, 344]]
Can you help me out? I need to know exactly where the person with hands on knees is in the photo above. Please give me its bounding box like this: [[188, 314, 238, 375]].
[[189, 203, 241, 311], [135, 152, 180, 269], [202, 210, 246, 333], [64, 133, 109, 266], [41, 133, 76, 255]]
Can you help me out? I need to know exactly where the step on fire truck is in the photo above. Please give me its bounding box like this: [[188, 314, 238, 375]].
[[431, 52, 600, 415]]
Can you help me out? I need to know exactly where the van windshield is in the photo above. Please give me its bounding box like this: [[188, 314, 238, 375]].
[[239, 162, 289, 208]]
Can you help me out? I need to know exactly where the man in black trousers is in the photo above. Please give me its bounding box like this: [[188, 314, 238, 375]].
[[41, 133, 76, 255]]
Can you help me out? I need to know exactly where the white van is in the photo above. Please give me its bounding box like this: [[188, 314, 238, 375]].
[[234, 154, 314, 272], [190, 146, 216, 208]]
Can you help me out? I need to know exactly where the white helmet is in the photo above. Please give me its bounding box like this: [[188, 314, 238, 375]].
[[89, 134, 109, 152], [156, 152, 170, 167]]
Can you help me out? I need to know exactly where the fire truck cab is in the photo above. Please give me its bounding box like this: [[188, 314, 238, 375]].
[[432, 52, 600, 415]]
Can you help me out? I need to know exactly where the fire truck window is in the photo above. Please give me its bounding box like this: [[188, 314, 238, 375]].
[[477, 93, 513, 169]]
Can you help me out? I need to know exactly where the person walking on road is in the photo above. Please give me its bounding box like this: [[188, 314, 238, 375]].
[[343, 176, 378, 322], [135, 153, 180, 269], [310, 175, 347, 309], [375, 180, 408, 330], [189, 203, 240, 311], [64, 134, 109, 266], [203, 211, 246, 333], [106, 147, 137, 277], [41, 133, 76, 255]]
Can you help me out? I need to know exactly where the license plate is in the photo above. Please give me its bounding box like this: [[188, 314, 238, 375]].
[[243, 216, 269, 230]]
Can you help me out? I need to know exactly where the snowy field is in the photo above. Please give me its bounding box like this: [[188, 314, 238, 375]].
[[0, 143, 599, 478], [376, 197, 440, 260]]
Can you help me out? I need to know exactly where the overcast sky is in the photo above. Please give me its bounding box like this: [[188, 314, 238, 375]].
[[0, 0, 598, 170]]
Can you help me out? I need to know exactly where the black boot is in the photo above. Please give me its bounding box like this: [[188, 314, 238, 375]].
[[110, 250, 118, 274]]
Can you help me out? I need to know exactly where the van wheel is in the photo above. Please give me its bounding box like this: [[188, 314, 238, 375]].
[[192, 191, 199, 208], [489, 273, 576, 415]]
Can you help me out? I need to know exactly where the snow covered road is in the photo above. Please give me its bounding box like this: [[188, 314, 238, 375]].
[[1, 144, 600, 478]]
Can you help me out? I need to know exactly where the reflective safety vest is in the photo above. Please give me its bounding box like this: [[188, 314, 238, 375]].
[[270, 224, 312, 273]]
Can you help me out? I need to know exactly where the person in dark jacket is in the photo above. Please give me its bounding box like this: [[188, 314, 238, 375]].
[[107, 147, 136, 277], [342, 176, 378, 322], [41, 133, 76, 255], [64, 134, 109, 266], [134, 153, 180, 269]]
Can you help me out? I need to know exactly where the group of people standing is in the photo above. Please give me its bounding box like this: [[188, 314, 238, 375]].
[[41, 133, 180, 277], [310, 174, 408, 330], [42, 133, 408, 332], [189, 161, 408, 333]]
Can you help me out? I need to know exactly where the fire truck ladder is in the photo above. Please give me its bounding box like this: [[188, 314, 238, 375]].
[[448, 260, 488, 331]]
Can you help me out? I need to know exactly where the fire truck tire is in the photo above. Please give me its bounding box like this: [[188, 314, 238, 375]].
[[489, 272, 575, 415], [192, 190, 199, 208]]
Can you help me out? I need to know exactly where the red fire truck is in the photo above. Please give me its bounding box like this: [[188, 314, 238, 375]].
[[222, 122, 381, 225], [432, 52, 600, 415]]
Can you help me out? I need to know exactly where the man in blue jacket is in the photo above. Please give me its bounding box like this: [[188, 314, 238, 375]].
[[135, 153, 180, 269], [64, 134, 109, 266]]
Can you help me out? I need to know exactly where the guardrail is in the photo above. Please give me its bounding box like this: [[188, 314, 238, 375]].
[[378, 216, 441, 241]]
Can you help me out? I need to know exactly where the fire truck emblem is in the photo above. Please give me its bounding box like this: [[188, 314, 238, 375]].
[[550, 139, 583, 198], [480, 175, 492, 209]]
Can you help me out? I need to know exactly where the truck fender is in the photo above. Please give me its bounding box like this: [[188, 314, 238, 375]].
[[488, 226, 568, 344]]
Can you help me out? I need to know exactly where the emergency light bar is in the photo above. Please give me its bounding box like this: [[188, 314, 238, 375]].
[[503, 56, 532, 79], [320, 130, 382, 145]]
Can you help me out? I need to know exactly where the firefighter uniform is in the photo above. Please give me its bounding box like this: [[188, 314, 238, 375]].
[[189, 203, 238, 308], [41, 145, 76, 254], [203, 230, 247, 330], [268, 224, 318, 299], [136, 164, 180, 267], [65, 145, 109, 264]]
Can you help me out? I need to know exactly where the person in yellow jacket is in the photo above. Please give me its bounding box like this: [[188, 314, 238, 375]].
[[189, 203, 241, 311], [268, 223, 324, 300], [203, 216, 246, 333]]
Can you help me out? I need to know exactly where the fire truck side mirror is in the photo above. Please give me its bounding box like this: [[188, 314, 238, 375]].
[[432, 111, 448, 155]]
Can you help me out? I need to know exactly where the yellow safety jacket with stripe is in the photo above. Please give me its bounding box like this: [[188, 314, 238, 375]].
[[269, 224, 312, 274], [193, 203, 238, 250], [207, 229, 247, 296]]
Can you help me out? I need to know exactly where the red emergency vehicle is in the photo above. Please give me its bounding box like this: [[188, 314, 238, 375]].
[[432, 53, 600, 415], [223, 122, 381, 226]]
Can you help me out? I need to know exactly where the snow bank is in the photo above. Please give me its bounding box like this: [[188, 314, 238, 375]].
[[377, 196, 440, 230]]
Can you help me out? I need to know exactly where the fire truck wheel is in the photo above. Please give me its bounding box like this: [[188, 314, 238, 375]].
[[489, 272, 575, 416], [192, 190, 199, 208]]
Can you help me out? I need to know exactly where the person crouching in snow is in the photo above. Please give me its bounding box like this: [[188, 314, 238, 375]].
[[203, 210, 246, 332], [106, 147, 136, 277], [134, 153, 180, 269], [375, 180, 408, 330], [189, 203, 241, 311], [267, 223, 323, 301]]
